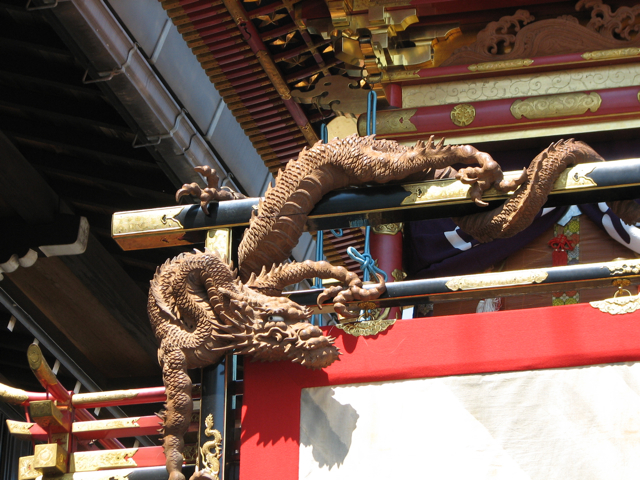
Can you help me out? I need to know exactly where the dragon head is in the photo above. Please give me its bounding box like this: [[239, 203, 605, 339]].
[[150, 250, 340, 370], [220, 289, 340, 369]]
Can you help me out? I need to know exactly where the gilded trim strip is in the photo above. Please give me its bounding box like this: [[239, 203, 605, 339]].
[[374, 109, 418, 135], [71, 390, 139, 405], [112, 206, 185, 236], [468, 58, 533, 72], [73, 417, 140, 433], [6, 420, 34, 440], [582, 47, 640, 60], [0, 383, 29, 404], [446, 270, 548, 291], [71, 449, 138, 472], [401, 170, 524, 206], [397, 115, 640, 145], [553, 164, 597, 189]]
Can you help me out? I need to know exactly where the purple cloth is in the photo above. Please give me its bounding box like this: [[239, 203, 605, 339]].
[[404, 207, 568, 279]]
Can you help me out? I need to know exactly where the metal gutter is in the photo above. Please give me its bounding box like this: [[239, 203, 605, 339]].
[[45, 0, 242, 193]]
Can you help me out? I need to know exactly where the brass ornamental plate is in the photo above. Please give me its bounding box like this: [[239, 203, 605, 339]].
[[553, 164, 597, 189], [590, 295, 640, 315]]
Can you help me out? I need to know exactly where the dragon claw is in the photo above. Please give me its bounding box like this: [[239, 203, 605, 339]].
[[175, 183, 201, 203], [329, 273, 386, 318], [175, 167, 246, 215]]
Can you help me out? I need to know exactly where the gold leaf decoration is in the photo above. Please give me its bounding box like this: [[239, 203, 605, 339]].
[[257, 12, 286, 27], [510, 92, 602, 120], [284, 54, 310, 68], [272, 32, 296, 48]]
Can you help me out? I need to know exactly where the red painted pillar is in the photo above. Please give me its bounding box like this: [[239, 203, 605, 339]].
[[369, 223, 404, 320]]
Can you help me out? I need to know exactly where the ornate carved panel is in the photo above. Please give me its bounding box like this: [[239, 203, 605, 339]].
[[441, 1, 640, 67], [403, 63, 640, 108]]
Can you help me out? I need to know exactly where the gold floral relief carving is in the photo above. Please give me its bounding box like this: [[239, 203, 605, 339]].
[[392, 269, 407, 282], [605, 260, 640, 275], [183, 443, 198, 464], [582, 48, 640, 61], [446, 270, 548, 291], [402, 63, 640, 109], [111, 206, 185, 235], [335, 318, 396, 336], [33, 443, 66, 474], [590, 295, 640, 315], [510, 92, 601, 120], [468, 58, 533, 72], [450, 104, 476, 126]]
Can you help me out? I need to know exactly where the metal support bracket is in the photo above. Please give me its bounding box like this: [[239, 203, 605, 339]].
[[132, 108, 188, 149], [81, 43, 138, 84]]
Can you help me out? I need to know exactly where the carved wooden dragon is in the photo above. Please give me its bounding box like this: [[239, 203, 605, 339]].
[[149, 134, 639, 480]]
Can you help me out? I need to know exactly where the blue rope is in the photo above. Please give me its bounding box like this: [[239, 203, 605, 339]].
[[314, 230, 324, 289], [320, 123, 328, 143], [366, 90, 377, 136], [330, 229, 343, 237], [347, 91, 387, 284], [347, 228, 388, 283], [311, 123, 330, 326]]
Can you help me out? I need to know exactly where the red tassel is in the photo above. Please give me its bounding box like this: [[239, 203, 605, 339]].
[[552, 249, 568, 266], [549, 233, 574, 267]]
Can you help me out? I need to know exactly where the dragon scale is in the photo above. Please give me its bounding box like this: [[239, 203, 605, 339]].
[[237, 134, 510, 281]]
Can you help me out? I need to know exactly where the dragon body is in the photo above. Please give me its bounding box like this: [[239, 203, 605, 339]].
[[150, 134, 639, 480]]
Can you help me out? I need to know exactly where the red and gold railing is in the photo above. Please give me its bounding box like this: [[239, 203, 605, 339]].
[[2, 344, 201, 480]]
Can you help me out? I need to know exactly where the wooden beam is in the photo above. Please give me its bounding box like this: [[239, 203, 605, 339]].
[[112, 159, 640, 250], [289, 258, 640, 313]]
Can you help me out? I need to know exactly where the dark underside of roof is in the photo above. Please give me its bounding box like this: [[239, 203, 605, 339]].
[[0, 0, 195, 405]]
